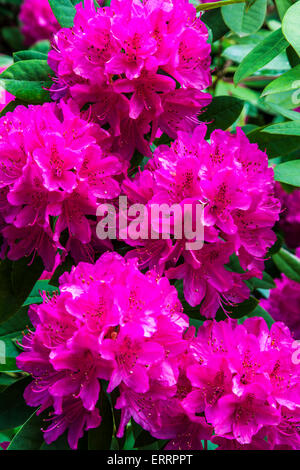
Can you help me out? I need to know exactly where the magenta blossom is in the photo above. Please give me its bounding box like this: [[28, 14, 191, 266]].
[[116, 318, 300, 449], [122, 125, 280, 317], [48, 0, 212, 158], [0, 102, 125, 270], [0, 442, 10, 451], [19, 0, 60, 45], [17, 252, 189, 448], [183, 318, 300, 448]]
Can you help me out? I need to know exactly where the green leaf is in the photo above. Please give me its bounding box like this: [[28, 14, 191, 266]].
[[0, 374, 19, 388], [0, 332, 22, 372], [0, 60, 53, 104], [0, 55, 13, 69], [23, 280, 59, 307], [13, 50, 48, 62], [247, 126, 300, 158], [30, 40, 51, 54], [0, 377, 33, 432], [200, 96, 244, 136], [264, 103, 300, 121], [227, 296, 259, 319], [274, 160, 300, 187], [0, 257, 44, 325], [234, 29, 289, 84], [248, 271, 276, 290], [49, 0, 82, 28], [221, 0, 267, 36], [202, 8, 229, 42], [239, 305, 275, 328], [282, 1, 300, 57], [273, 248, 300, 283], [263, 121, 300, 136], [264, 88, 299, 110], [1, 27, 24, 51], [0, 307, 30, 337], [88, 389, 113, 450], [275, 0, 294, 20], [215, 80, 276, 115], [223, 44, 289, 72], [262, 64, 300, 97], [8, 411, 45, 450], [287, 44, 300, 67]]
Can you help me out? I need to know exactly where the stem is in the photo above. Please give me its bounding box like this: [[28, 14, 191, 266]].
[[196, 0, 246, 12]]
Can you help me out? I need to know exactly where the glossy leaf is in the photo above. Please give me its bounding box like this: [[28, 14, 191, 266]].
[[0, 377, 33, 432], [200, 96, 244, 136], [282, 1, 300, 56], [273, 248, 300, 283], [13, 50, 48, 62], [0, 60, 53, 104], [274, 160, 300, 187], [263, 120, 300, 136], [234, 28, 288, 84], [8, 411, 44, 450], [221, 0, 267, 36], [0, 257, 44, 325], [262, 64, 300, 97], [247, 126, 300, 158], [202, 9, 229, 42], [49, 0, 82, 28]]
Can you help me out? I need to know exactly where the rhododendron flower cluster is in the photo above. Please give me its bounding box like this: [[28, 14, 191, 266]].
[[0, 102, 126, 270], [117, 318, 300, 450], [261, 272, 300, 339], [122, 124, 281, 317], [0, 0, 297, 454], [19, 0, 60, 45], [183, 318, 300, 449], [17, 252, 189, 449], [16, 256, 300, 449], [48, 0, 212, 159]]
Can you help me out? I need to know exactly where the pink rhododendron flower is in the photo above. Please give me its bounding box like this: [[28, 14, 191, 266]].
[[122, 125, 281, 317], [0, 442, 10, 450], [116, 317, 300, 449], [19, 0, 60, 45], [183, 318, 300, 448], [17, 252, 189, 448], [261, 273, 300, 339], [0, 102, 125, 270], [48, 0, 212, 158], [17, 262, 300, 449]]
